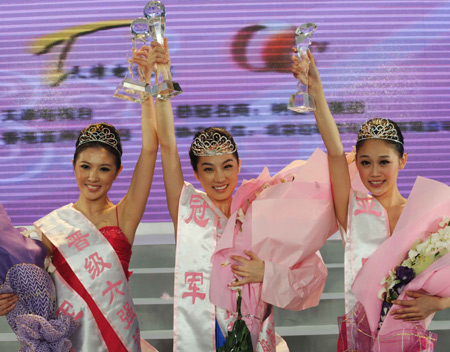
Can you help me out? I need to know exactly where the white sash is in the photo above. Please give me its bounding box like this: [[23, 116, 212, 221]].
[[173, 183, 227, 352], [35, 204, 141, 352], [344, 190, 388, 312], [53, 270, 107, 351], [173, 183, 280, 352]]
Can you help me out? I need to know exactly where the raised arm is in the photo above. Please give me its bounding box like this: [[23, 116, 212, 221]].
[[293, 50, 351, 231], [154, 40, 185, 236], [118, 47, 160, 243]]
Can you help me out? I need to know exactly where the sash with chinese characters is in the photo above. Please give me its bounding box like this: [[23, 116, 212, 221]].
[[34, 204, 141, 352], [173, 183, 227, 352], [344, 190, 388, 312]]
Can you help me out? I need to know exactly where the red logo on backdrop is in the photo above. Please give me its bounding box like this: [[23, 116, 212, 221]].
[[231, 24, 328, 73]]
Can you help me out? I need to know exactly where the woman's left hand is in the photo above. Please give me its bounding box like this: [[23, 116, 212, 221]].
[[391, 291, 446, 321], [229, 250, 265, 287]]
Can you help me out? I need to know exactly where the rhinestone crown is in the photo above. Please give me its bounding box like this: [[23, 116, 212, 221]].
[[77, 123, 122, 156], [357, 118, 402, 145], [190, 131, 236, 157]]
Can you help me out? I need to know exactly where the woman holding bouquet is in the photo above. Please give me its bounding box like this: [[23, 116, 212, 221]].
[[0, 204, 77, 351], [292, 50, 450, 350], [141, 39, 337, 352]]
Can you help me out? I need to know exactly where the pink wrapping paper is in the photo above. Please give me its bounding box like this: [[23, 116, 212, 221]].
[[338, 302, 437, 351], [209, 149, 337, 320], [352, 176, 450, 336]]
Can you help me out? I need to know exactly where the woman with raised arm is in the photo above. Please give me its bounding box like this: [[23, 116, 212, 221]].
[[151, 40, 338, 352], [0, 47, 165, 352], [293, 50, 450, 351]]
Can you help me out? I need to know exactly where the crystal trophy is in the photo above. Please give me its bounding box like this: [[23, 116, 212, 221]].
[[144, 1, 182, 100], [288, 23, 317, 112], [114, 18, 152, 103]]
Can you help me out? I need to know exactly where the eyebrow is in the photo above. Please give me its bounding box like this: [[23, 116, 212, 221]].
[[359, 155, 391, 158], [79, 160, 113, 167], [200, 158, 234, 167]]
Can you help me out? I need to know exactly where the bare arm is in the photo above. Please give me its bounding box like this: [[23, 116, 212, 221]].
[[391, 291, 450, 321], [155, 99, 184, 237], [119, 47, 161, 243], [154, 39, 184, 238], [293, 50, 351, 231]]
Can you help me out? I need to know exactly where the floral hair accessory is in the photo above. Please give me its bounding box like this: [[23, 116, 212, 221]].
[[357, 118, 402, 145], [76, 123, 122, 156], [190, 131, 236, 157]]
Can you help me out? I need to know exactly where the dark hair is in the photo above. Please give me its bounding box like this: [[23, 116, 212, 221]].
[[74, 123, 122, 170], [189, 127, 239, 172], [356, 119, 404, 158]]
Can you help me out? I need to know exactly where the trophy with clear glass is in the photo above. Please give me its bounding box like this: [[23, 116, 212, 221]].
[[144, 1, 182, 100], [114, 18, 152, 103], [288, 23, 317, 112]]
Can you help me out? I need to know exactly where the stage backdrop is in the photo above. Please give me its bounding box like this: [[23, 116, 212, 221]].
[[1, 0, 450, 225]]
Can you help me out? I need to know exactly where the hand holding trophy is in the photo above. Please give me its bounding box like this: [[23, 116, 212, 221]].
[[288, 23, 317, 112], [144, 1, 182, 100], [114, 1, 182, 103], [114, 18, 153, 103]]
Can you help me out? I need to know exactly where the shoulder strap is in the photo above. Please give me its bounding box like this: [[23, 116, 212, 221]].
[[115, 204, 120, 228]]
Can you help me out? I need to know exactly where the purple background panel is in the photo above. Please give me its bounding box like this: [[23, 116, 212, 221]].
[[1, 0, 450, 224]]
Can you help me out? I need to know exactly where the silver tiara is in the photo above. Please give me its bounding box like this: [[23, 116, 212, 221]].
[[77, 123, 122, 155], [191, 131, 236, 157], [357, 118, 402, 145]]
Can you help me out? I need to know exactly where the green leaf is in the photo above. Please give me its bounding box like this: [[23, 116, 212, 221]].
[[218, 293, 253, 352]]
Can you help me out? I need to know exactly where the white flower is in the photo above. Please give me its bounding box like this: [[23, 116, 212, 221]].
[[415, 240, 429, 254], [229, 279, 241, 292], [387, 279, 399, 291], [237, 208, 245, 223], [408, 249, 418, 260], [430, 233, 442, 246], [378, 287, 387, 300], [380, 216, 450, 303], [221, 260, 230, 267], [402, 258, 413, 268], [423, 244, 437, 256], [434, 241, 447, 250], [439, 217, 450, 228]]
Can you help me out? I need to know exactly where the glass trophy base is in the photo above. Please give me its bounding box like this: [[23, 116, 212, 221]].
[[288, 92, 316, 112], [151, 80, 183, 100], [114, 77, 151, 104]]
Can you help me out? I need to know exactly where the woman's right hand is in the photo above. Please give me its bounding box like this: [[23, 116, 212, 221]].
[[0, 293, 18, 316], [129, 39, 170, 84], [291, 48, 322, 96]]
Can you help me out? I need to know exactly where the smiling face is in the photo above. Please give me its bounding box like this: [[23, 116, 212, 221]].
[[356, 139, 407, 198], [194, 154, 241, 214], [73, 146, 123, 202]]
